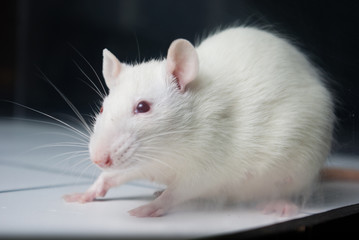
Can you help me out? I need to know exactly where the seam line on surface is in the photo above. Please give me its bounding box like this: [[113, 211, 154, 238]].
[[0, 182, 92, 194]]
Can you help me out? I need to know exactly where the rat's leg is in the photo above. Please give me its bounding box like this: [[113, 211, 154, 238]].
[[128, 183, 200, 217], [128, 188, 174, 217], [63, 171, 135, 203]]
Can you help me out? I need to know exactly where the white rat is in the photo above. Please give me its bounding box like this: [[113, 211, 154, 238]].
[[64, 27, 334, 217]]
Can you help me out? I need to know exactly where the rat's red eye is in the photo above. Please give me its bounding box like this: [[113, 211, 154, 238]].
[[100, 106, 104, 114], [135, 101, 151, 114]]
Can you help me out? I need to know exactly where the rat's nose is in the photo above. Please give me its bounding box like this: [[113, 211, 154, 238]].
[[93, 155, 113, 168]]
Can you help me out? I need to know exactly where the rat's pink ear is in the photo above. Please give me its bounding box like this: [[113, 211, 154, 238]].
[[166, 39, 199, 92], [102, 48, 122, 89]]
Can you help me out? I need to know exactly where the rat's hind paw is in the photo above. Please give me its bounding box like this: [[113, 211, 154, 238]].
[[128, 203, 166, 217], [259, 200, 299, 217], [63, 192, 96, 203]]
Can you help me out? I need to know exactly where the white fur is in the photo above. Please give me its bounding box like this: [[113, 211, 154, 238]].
[[68, 27, 334, 216]]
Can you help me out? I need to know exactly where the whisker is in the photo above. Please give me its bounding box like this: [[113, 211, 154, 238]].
[[76, 76, 105, 99], [71, 157, 91, 169], [43, 151, 89, 172], [29, 142, 88, 152], [58, 113, 93, 135], [36, 68, 92, 135], [133, 30, 141, 63], [73, 61, 106, 99], [4, 101, 90, 140], [26, 146, 88, 167], [47, 150, 89, 162], [52, 152, 89, 168], [27, 129, 89, 145], [35, 131, 89, 145], [88, 104, 100, 120], [64, 157, 92, 180], [68, 43, 107, 96], [2, 117, 90, 143], [78, 161, 98, 180]]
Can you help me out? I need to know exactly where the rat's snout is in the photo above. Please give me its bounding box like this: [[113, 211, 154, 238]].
[[93, 155, 113, 168]]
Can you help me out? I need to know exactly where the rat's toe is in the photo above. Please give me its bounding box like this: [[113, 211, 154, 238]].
[[63, 192, 96, 203]]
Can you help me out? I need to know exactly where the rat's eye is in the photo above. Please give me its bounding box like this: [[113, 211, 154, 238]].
[[100, 106, 104, 114], [135, 101, 151, 114]]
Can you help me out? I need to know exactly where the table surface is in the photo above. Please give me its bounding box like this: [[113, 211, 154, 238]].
[[1, 120, 359, 239]]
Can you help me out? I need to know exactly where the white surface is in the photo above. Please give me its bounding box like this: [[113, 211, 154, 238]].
[[0, 165, 90, 191], [1, 120, 359, 238]]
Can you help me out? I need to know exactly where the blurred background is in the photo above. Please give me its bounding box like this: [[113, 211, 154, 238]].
[[1, 0, 358, 154]]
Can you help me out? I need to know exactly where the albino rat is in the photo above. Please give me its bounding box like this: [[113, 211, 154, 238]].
[[64, 27, 335, 217]]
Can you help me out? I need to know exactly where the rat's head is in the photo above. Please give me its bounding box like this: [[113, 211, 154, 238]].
[[89, 39, 199, 171]]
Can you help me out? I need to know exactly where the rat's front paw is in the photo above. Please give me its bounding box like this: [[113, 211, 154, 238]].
[[63, 192, 96, 203], [63, 181, 110, 203], [128, 203, 166, 217]]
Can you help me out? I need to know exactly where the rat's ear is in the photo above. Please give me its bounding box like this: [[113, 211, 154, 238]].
[[166, 39, 199, 92], [102, 48, 122, 89]]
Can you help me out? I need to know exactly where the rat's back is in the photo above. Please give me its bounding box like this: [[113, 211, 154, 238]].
[[194, 27, 334, 201]]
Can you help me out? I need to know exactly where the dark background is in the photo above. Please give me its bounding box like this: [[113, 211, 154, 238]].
[[1, 0, 358, 154]]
